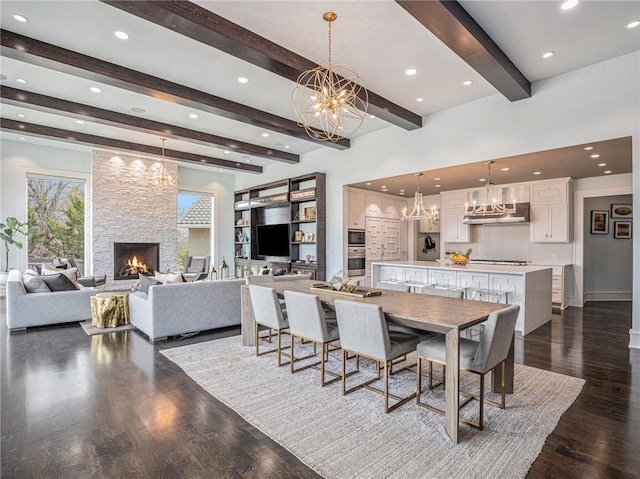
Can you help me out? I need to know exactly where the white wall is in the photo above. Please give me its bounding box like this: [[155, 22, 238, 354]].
[[234, 52, 640, 346]]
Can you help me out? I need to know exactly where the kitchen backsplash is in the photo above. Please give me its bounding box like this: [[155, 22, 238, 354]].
[[444, 223, 573, 263]]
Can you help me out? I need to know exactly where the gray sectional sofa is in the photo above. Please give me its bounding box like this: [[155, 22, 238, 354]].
[[6, 269, 95, 331], [128, 278, 245, 341]]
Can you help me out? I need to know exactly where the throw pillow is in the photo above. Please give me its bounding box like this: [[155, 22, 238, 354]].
[[39, 273, 79, 292], [42, 264, 79, 287], [139, 274, 161, 294], [22, 274, 52, 293], [23, 269, 40, 277], [155, 272, 184, 283]]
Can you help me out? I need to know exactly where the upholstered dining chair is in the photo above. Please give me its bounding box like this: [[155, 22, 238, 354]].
[[284, 290, 343, 386], [182, 256, 210, 282], [333, 299, 420, 413], [416, 304, 520, 430], [248, 284, 290, 367]]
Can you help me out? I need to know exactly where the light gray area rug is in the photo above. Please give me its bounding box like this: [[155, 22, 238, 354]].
[[79, 320, 135, 336], [161, 336, 584, 479]]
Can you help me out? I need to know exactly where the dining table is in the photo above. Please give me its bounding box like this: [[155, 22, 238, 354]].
[[240, 279, 513, 443]]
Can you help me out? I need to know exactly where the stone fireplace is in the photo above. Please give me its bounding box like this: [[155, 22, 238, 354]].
[[113, 242, 159, 280]]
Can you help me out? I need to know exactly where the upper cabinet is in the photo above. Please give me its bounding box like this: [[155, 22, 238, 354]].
[[440, 191, 470, 243], [347, 189, 366, 229], [364, 192, 405, 220], [529, 178, 571, 243]]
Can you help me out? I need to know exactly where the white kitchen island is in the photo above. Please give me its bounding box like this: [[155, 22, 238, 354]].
[[371, 261, 552, 335]]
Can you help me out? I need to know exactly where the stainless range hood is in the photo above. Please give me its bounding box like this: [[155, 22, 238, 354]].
[[462, 203, 530, 225]]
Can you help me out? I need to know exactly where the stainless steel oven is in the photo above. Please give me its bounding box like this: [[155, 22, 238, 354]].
[[347, 229, 366, 246], [347, 246, 366, 276]]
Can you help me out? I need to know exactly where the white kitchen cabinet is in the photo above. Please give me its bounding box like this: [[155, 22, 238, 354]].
[[429, 269, 457, 287], [347, 189, 366, 229], [366, 218, 401, 260], [365, 194, 382, 217], [530, 202, 569, 243], [442, 210, 470, 242], [530, 179, 568, 204], [403, 267, 429, 286], [366, 218, 382, 259]]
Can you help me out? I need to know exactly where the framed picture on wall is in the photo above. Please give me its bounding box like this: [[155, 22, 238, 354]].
[[613, 221, 632, 239], [590, 210, 609, 234], [611, 204, 632, 219]]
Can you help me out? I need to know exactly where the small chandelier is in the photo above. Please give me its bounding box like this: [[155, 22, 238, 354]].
[[465, 161, 515, 216], [150, 137, 177, 190], [292, 12, 368, 142], [402, 173, 439, 221]]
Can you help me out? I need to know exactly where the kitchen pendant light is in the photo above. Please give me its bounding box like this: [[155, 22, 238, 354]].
[[465, 161, 515, 216], [292, 12, 368, 142], [402, 173, 439, 221]]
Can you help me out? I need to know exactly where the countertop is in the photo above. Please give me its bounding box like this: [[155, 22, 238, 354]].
[[370, 260, 553, 274]]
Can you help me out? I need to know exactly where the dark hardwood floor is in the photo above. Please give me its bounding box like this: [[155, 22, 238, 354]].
[[1, 301, 638, 478]]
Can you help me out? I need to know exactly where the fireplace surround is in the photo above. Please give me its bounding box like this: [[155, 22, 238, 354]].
[[113, 243, 160, 280]]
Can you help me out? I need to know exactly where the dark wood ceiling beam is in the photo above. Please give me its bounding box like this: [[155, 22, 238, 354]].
[[1, 118, 262, 173], [100, 0, 423, 131], [0, 86, 299, 164], [396, 1, 531, 101], [0, 30, 349, 149]]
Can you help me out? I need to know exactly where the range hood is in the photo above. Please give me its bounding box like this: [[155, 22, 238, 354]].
[[463, 202, 530, 225]]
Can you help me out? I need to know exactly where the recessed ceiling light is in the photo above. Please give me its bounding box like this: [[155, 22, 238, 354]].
[[114, 31, 129, 40], [405, 68, 417, 76], [435, 184, 441, 188], [369, 115, 376, 119], [604, 170, 612, 174], [381, 185, 387, 189], [366, 182, 372, 186], [416, 97, 424, 102], [433, 177, 441, 181], [16, 78, 27, 84], [13, 14, 29, 23], [188, 113, 198, 119], [500, 167, 510, 171], [626, 21, 640, 29], [533, 171, 542, 175], [590, 154, 600, 158], [261, 132, 269, 137], [246, 159, 251, 163], [224, 150, 230, 154], [284, 145, 290, 149], [463, 80, 473, 86], [399, 189, 405, 193], [90, 87, 102, 93], [399, 192, 404, 195], [17, 114, 25, 118], [237, 77, 249, 84], [131, 107, 145, 114], [542, 51, 555, 59], [561, 0, 579, 10], [584, 146, 594, 150], [19, 137, 26, 141], [479, 178, 486, 182], [598, 163, 606, 167], [75, 120, 85, 124]]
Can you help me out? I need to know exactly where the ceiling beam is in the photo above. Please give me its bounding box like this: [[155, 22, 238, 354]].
[[100, 0, 423, 131], [1, 118, 263, 173], [0, 30, 349, 150], [1, 86, 299, 164], [396, 1, 531, 101]]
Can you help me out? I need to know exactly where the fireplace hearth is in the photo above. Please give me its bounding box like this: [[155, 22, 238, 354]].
[[113, 242, 160, 280]]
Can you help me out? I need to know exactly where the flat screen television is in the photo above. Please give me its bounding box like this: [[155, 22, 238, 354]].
[[256, 223, 290, 257]]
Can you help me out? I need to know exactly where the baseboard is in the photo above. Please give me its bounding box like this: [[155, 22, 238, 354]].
[[583, 291, 633, 302], [630, 330, 640, 350]]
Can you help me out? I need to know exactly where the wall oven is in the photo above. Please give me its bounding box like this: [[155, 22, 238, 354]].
[[347, 246, 366, 276], [347, 229, 366, 246]]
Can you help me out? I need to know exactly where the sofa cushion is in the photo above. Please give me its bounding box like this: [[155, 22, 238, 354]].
[[42, 264, 80, 286], [40, 273, 79, 292], [155, 272, 184, 283], [22, 274, 52, 293], [139, 274, 162, 294]]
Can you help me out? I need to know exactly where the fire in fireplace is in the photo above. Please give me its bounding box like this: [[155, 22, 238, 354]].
[[113, 242, 160, 280]]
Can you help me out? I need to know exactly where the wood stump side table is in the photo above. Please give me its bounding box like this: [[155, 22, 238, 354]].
[[90, 292, 130, 328]]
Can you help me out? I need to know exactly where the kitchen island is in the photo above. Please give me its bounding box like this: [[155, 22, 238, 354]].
[[371, 260, 552, 335]]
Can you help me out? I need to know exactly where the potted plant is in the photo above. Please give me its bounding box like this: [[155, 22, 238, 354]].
[[0, 217, 28, 287]]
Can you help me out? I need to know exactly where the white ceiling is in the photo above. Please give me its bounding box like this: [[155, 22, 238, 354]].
[[1, 0, 638, 184]]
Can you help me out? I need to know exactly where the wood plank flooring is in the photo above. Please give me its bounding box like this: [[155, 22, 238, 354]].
[[1, 301, 638, 478]]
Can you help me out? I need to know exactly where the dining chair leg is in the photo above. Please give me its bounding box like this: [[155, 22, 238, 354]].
[[416, 356, 423, 404], [321, 342, 326, 384], [500, 360, 506, 408], [479, 373, 485, 430], [384, 360, 390, 413], [290, 334, 295, 372], [428, 360, 433, 389], [342, 349, 347, 396], [255, 321, 259, 357]]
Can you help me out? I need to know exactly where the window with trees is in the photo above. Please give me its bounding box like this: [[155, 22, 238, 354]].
[[27, 175, 86, 270]]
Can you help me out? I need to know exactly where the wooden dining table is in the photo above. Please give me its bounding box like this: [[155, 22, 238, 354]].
[[240, 279, 512, 443]]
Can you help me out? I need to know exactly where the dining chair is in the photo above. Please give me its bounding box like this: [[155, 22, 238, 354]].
[[334, 299, 420, 413], [416, 304, 520, 430], [284, 290, 344, 386], [248, 284, 290, 366]]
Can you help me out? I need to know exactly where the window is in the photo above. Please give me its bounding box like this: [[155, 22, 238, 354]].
[[177, 193, 214, 272], [27, 175, 86, 270]]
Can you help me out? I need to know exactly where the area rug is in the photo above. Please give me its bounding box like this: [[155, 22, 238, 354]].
[[161, 336, 584, 479], [79, 320, 135, 336]]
